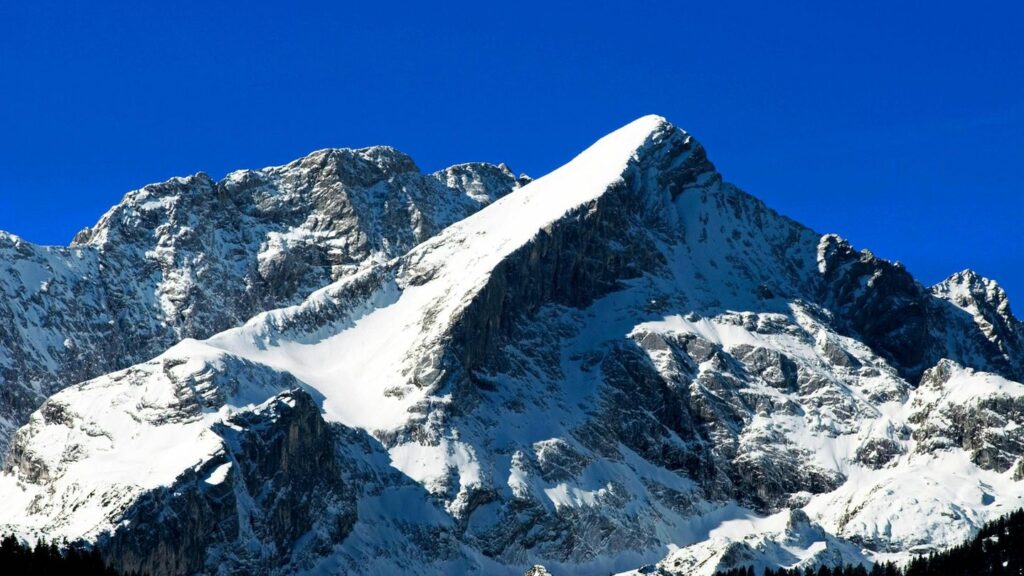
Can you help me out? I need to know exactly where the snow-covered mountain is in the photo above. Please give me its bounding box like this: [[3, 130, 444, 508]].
[[0, 149, 525, 455], [0, 116, 1022, 576]]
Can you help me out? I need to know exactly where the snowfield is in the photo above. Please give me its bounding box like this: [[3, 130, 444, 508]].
[[0, 115, 1022, 576]]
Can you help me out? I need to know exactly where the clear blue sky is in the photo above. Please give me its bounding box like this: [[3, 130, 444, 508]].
[[1, 2, 1021, 303]]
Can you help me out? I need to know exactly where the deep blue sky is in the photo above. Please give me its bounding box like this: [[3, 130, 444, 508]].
[[2, 2, 1021, 303]]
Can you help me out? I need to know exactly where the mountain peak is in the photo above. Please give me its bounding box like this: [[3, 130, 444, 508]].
[[933, 268, 1016, 320], [937, 268, 1003, 294], [2, 116, 1023, 576], [284, 145, 421, 176], [0, 141, 525, 458], [633, 112, 671, 127]]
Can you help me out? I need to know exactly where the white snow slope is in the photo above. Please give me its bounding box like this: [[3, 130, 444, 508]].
[[1, 115, 1023, 576]]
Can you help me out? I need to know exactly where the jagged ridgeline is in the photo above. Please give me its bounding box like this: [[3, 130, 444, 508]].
[[0, 116, 1022, 576], [0, 150, 527, 455]]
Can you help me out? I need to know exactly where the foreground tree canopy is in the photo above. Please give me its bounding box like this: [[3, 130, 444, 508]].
[[0, 535, 141, 576]]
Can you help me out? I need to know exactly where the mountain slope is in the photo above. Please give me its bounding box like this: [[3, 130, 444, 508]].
[[0, 116, 1021, 576], [0, 150, 525, 455]]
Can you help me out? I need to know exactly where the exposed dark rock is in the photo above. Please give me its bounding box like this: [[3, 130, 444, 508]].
[[854, 438, 903, 469], [3, 116, 1024, 576], [817, 236, 1024, 383], [100, 390, 355, 576], [0, 150, 522, 456]]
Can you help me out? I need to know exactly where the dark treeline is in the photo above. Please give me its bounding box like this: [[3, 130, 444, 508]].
[[0, 534, 142, 575], [718, 508, 1024, 576]]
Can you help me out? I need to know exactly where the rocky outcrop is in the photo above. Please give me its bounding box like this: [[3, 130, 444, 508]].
[[932, 270, 1024, 378], [101, 390, 355, 576], [816, 235, 932, 378], [621, 509, 867, 576], [817, 235, 1024, 383], [0, 149, 523, 455], [1, 116, 1023, 575], [910, 359, 1024, 472], [449, 123, 702, 375]]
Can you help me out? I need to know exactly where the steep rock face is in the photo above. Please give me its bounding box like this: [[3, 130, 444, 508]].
[[0, 345, 302, 540], [817, 235, 1024, 382], [1, 115, 1023, 576], [932, 270, 1024, 378], [909, 360, 1024, 472], [73, 149, 522, 351], [0, 234, 111, 444], [816, 235, 930, 376], [100, 390, 354, 576], [447, 125, 707, 376], [0, 150, 523, 454]]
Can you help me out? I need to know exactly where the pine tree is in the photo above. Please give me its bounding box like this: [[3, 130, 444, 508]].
[[0, 534, 136, 575]]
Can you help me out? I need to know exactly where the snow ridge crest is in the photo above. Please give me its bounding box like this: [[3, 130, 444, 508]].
[[0, 115, 1022, 576]]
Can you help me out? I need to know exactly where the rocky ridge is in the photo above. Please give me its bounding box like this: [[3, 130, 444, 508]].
[[0, 116, 1021, 576], [0, 150, 524, 454]]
